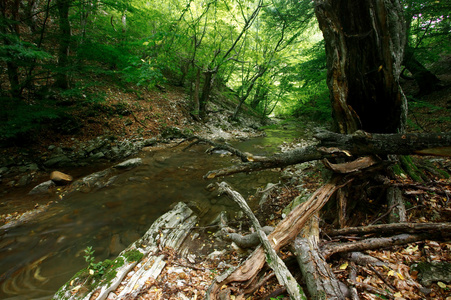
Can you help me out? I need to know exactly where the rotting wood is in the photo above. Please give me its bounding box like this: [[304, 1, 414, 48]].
[[204, 131, 451, 179], [206, 175, 348, 300], [53, 202, 197, 300], [292, 217, 348, 299], [217, 181, 306, 300], [325, 222, 451, 237]]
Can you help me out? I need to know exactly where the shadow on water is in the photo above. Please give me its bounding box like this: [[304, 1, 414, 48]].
[[0, 125, 307, 299]]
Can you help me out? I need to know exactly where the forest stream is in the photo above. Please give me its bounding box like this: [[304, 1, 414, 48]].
[[0, 125, 307, 300]]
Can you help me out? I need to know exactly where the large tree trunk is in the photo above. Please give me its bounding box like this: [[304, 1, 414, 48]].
[[314, 0, 407, 134]]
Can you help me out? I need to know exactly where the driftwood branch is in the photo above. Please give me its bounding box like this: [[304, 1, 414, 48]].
[[204, 131, 451, 179], [217, 182, 306, 300]]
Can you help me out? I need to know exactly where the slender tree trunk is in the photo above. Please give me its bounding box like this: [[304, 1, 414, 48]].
[[314, 0, 407, 134], [55, 0, 71, 89], [0, 0, 22, 98], [199, 70, 215, 119]]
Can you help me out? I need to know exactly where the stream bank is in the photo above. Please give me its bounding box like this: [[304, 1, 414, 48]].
[[0, 119, 314, 299]]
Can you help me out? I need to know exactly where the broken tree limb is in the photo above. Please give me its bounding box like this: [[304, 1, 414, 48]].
[[292, 217, 348, 299], [207, 175, 348, 300], [322, 233, 435, 260], [325, 222, 451, 237], [205, 131, 451, 179], [217, 182, 306, 300]]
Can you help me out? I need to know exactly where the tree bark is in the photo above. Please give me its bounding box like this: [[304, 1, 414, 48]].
[[314, 0, 407, 134]]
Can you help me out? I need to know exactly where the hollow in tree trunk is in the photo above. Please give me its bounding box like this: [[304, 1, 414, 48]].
[[314, 0, 407, 134]]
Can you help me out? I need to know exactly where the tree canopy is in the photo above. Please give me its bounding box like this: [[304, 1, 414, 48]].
[[0, 0, 449, 140]]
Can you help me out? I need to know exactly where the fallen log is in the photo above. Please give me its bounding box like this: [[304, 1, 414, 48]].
[[206, 175, 347, 299], [218, 182, 305, 300], [292, 219, 348, 299], [53, 202, 197, 300], [205, 131, 451, 179]]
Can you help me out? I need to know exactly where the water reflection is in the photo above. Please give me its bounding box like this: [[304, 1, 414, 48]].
[[0, 126, 305, 299]]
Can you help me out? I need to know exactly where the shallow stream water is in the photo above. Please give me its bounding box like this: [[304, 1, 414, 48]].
[[0, 126, 306, 299]]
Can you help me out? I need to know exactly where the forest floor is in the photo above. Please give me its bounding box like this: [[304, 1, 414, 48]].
[[1, 71, 451, 299]]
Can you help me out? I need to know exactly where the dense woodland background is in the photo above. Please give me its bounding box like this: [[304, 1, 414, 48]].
[[0, 0, 450, 143]]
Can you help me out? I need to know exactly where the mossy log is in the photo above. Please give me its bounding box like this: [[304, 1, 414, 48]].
[[53, 202, 197, 300]]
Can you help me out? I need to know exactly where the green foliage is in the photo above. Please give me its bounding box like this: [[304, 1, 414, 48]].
[[0, 97, 69, 141], [84, 246, 108, 277], [403, 0, 451, 69]]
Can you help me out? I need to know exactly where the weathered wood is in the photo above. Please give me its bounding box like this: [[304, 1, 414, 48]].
[[322, 234, 431, 259], [217, 182, 306, 300], [204, 131, 451, 179], [387, 186, 406, 223], [53, 202, 197, 300], [325, 222, 451, 237], [224, 226, 274, 249], [207, 176, 346, 299], [323, 156, 379, 174], [292, 217, 348, 300]]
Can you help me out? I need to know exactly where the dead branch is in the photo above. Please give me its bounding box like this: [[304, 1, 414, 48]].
[[322, 233, 429, 259], [205, 131, 451, 179], [183, 136, 262, 162], [217, 182, 306, 300], [206, 175, 348, 299], [325, 222, 451, 237]]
